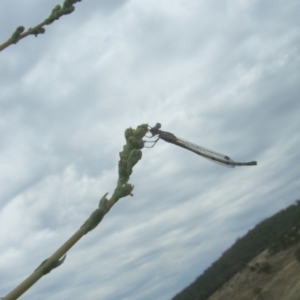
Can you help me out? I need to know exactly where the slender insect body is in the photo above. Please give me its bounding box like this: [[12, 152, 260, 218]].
[[147, 123, 257, 167]]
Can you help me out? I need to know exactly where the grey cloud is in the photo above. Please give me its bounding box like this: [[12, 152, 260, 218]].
[[1, 0, 300, 299]]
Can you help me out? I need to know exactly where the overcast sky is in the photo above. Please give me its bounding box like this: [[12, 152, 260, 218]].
[[0, 0, 299, 299]]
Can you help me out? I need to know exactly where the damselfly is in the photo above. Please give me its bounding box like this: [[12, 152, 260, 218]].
[[147, 123, 257, 168]]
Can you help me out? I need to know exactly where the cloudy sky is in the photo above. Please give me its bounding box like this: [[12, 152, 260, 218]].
[[0, 0, 299, 299]]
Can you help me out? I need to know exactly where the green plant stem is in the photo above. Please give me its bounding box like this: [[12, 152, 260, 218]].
[[4, 228, 85, 300], [0, 0, 82, 52], [3, 123, 148, 300], [0, 21, 46, 52]]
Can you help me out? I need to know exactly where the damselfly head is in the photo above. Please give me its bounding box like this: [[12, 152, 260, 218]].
[[149, 123, 162, 136], [155, 123, 161, 129]]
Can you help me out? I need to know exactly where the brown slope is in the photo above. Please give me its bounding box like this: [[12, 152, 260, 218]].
[[207, 245, 300, 300]]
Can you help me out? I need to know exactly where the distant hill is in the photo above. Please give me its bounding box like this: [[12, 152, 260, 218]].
[[170, 200, 300, 300], [207, 245, 300, 300]]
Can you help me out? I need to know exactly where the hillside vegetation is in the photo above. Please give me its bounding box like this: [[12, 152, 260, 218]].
[[171, 200, 300, 300]]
